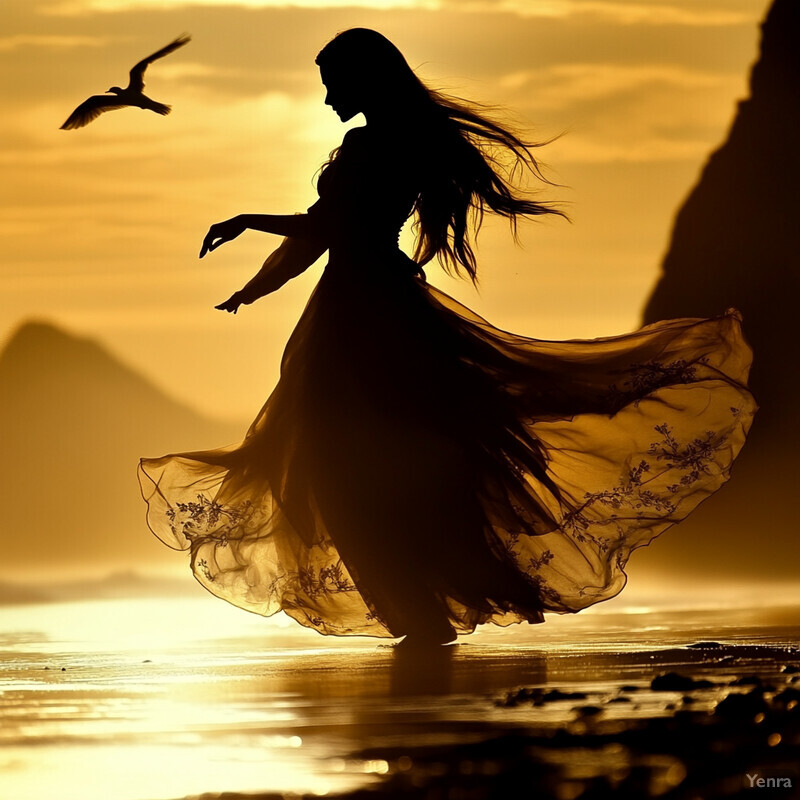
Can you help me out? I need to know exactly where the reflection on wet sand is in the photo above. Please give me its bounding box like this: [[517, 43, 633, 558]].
[[0, 595, 798, 799]]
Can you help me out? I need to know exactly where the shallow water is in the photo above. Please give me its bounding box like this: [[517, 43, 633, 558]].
[[1, 584, 798, 800]]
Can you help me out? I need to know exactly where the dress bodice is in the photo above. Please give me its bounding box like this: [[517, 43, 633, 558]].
[[310, 127, 420, 264]]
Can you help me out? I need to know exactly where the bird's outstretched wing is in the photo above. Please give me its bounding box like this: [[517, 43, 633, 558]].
[[128, 34, 191, 93], [60, 95, 129, 130]]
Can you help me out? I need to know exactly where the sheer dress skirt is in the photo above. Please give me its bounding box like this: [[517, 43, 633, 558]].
[[138, 253, 755, 638]]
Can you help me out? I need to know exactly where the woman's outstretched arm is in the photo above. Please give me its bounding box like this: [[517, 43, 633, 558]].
[[200, 213, 322, 258], [215, 235, 327, 314]]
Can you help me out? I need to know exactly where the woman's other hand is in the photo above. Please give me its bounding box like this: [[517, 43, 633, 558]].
[[200, 216, 246, 258], [215, 290, 250, 314]]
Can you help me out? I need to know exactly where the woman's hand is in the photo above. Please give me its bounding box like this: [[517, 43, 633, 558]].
[[200, 216, 246, 258], [215, 290, 250, 314]]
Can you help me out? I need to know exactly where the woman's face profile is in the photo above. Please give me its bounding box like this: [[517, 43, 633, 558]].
[[320, 66, 362, 122]]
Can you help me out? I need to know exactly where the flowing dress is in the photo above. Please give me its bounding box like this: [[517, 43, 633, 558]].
[[138, 126, 756, 639]]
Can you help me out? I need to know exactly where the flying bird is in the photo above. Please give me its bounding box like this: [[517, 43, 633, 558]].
[[60, 34, 191, 130]]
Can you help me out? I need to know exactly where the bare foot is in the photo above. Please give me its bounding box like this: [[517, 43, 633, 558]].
[[394, 630, 457, 650]]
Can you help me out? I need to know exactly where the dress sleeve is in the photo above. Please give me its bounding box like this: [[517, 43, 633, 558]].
[[240, 234, 327, 302]]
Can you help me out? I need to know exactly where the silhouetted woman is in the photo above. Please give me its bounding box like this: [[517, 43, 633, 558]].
[[139, 29, 755, 647]]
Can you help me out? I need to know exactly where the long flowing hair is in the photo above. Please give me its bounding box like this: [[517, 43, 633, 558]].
[[315, 28, 566, 283]]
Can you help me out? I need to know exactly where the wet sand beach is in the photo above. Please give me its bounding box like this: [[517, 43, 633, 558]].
[[1, 587, 798, 800]]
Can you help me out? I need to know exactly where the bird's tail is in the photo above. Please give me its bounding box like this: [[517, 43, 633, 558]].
[[147, 100, 171, 116]]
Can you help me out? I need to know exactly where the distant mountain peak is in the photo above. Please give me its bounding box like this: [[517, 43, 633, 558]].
[[0, 316, 203, 424], [0, 318, 105, 368], [2, 318, 80, 349], [0, 316, 244, 570]]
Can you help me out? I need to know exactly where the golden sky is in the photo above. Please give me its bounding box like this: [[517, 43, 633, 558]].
[[2, 0, 771, 420]]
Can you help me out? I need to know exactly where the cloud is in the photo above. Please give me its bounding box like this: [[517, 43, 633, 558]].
[[0, 34, 108, 51], [491, 62, 746, 162], [499, 63, 728, 104], [44, 0, 438, 12], [445, 0, 758, 26], [0, 0, 767, 111], [37, 0, 761, 28]]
